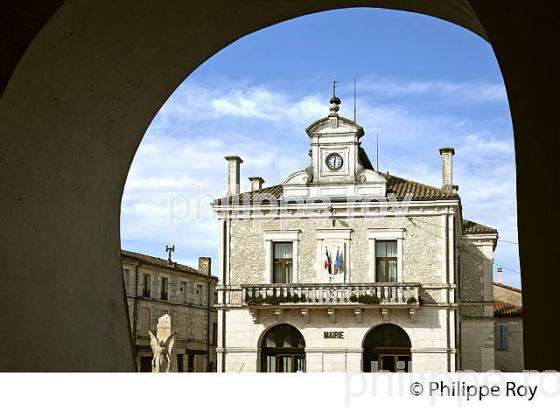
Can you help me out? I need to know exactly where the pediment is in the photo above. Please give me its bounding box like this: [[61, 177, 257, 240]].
[[283, 170, 310, 185], [357, 169, 387, 184], [306, 116, 364, 137]]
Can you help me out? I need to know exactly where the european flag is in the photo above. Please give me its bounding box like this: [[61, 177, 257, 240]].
[[335, 249, 342, 274]]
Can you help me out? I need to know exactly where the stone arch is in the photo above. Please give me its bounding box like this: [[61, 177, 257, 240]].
[[259, 323, 306, 372], [0, 0, 555, 371], [362, 323, 412, 372]]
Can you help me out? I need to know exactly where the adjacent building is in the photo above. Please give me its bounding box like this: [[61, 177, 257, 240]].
[[122, 250, 218, 372], [212, 92, 498, 372], [493, 279, 523, 371]]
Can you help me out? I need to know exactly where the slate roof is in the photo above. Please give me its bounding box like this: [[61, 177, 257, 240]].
[[463, 219, 498, 235], [121, 249, 218, 280]]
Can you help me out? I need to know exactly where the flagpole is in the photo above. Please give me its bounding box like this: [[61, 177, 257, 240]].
[[353, 77, 357, 123], [376, 132, 380, 171]]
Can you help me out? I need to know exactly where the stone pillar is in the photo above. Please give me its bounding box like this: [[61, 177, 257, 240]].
[[292, 239, 299, 283], [264, 240, 273, 282], [397, 238, 404, 282]]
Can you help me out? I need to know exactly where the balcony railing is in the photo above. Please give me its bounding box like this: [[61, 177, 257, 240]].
[[240, 282, 420, 306]]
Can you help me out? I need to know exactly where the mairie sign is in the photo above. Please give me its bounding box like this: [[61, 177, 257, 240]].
[[324, 331, 344, 339]]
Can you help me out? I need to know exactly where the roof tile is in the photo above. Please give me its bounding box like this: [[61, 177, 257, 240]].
[[121, 249, 217, 280], [463, 219, 498, 234], [213, 172, 458, 205], [494, 300, 523, 317]]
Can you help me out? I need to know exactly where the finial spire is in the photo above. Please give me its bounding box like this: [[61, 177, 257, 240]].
[[329, 75, 341, 115]]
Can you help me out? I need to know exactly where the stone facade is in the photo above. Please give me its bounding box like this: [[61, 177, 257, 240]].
[[493, 283, 524, 371], [212, 95, 497, 372], [458, 235, 496, 371], [221, 307, 452, 372], [227, 215, 448, 287], [122, 251, 218, 372]]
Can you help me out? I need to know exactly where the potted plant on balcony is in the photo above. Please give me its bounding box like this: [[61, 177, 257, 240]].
[[349, 294, 381, 304]]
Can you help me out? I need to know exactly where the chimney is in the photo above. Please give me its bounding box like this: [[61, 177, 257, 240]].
[[248, 176, 264, 191], [198, 257, 212, 275], [497, 267, 503, 284], [439, 147, 458, 193], [225, 156, 243, 196]]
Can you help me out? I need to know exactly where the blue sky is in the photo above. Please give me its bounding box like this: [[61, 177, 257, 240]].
[[121, 8, 520, 287]]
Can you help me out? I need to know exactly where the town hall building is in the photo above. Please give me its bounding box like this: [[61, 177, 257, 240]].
[[212, 90, 497, 372]]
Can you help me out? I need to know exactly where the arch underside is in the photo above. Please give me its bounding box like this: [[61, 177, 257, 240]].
[[260, 324, 306, 372], [362, 324, 412, 372], [0, 0, 557, 371]]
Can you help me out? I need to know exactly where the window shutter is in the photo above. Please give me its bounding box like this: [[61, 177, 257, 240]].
[[495, 325, 509, 350], [501, 326, 508, 349]]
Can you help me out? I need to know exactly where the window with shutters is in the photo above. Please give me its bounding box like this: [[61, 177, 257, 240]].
[[143, 273, 151, 297], [495, 324, 509, 350], [195, 284, 203, 305], [161, 276, 169, 300], [140, 307, 151, 336], [180, 281, 188, 303]]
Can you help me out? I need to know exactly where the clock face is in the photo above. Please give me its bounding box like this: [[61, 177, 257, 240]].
[[325, 152, 343, 171]]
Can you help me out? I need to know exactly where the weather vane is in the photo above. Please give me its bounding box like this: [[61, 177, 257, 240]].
[[332, 74, 340, 98]]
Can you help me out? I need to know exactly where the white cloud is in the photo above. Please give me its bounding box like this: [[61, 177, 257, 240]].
[[355, 78, 507, 104], [461, 133, 514, 155]]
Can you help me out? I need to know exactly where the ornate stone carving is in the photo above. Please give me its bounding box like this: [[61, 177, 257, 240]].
[[304, 166, 314, 184]]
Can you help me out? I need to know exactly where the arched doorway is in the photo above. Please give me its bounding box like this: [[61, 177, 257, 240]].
[[362, 324, 411, 372], [260, 324, 305, 373]]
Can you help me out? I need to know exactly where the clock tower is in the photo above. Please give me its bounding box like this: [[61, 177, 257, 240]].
[[283, 87, 386, 199]]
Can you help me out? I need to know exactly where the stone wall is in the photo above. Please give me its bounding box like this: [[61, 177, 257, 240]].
[[458, 236, 496, 371], [460, 319, 495, 371], [122, 259, 218, 371], [494, 317, 524, 371], [217, 306, 454, 372], [227, 213, 448, 289], [458, 236, 494, 314]]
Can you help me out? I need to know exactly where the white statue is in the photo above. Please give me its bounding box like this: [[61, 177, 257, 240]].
[[149, 329, 176, 373]]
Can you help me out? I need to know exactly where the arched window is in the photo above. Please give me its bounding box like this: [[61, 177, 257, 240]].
[[362, 324, 411, 372], [495, 324, 509, 350], [260, 324, 305, 372]]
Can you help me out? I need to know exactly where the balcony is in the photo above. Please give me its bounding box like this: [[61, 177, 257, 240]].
[[241, 282, 420, 306], [235, 283, 421, 324]]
